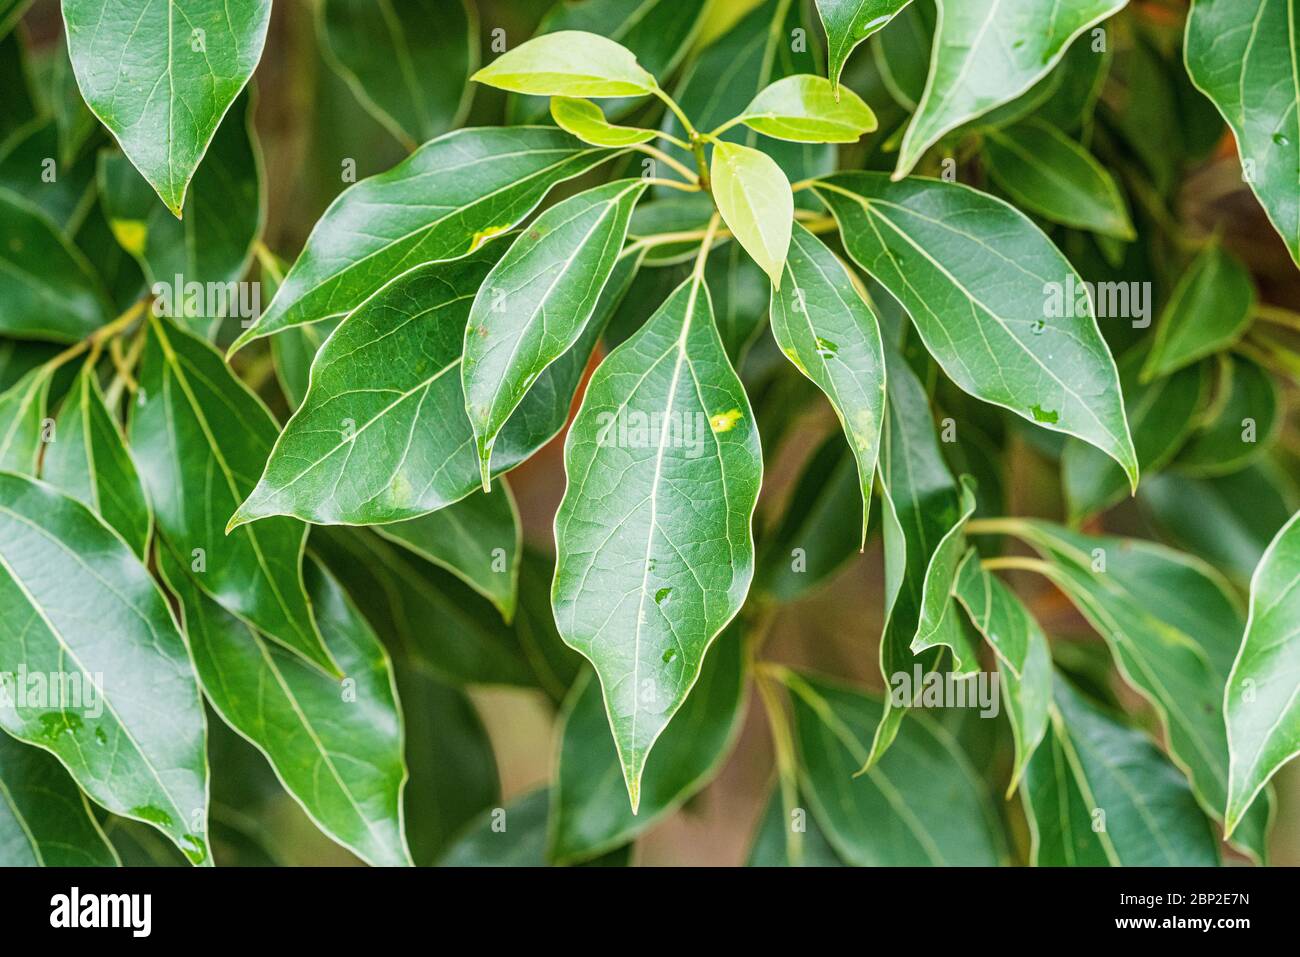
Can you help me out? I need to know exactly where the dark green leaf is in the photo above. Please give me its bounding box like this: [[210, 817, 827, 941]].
[[1176, 354, 1280, 477]]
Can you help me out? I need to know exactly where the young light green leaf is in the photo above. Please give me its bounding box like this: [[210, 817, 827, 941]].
[[1023, 676, 1220, 866], [472, 30, 655, 97], [318, 0, 477, 149], [0, 363, 51, 474], [1141, 243, 1255, 382], [130, 315, 339, 676], [815, 0, 913, 92], [1177, 355, 1281, 477], [893, 0, 1127, 178], [815, 173, 1138, 488], [1224, 508, 1300, 837], [784, 671, 1005, 865], [0, 731, 120, 866], [0, 473, 209, 864], [161, 548, 412, 867], [1186, 0, 1300, 264], [711, 140, 792, 287], [550, 96, 657, 146], [229, 128, 618, 351], [62, 0, 272, 216], [736, 74, 878, 143], [552, 274, 762, 811], [41, 366, 151, 558], [984, 119, 1134, 240], [550, 625, 746, 863], [463, 179, 647, 486]]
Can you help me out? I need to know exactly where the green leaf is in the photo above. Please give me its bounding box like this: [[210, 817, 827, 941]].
[[1023, 675, 1220, 866], [894, 0, 1127, 178], [747, 786, 846, 866], [984, 119, 1134, 240], [0, 118, 97, 230], [41, 366, 151, 558], [230, 128, 618, 350], [0, 363, 51, 474], [0, 1, 31, 41], [815, 0, 913, 92], [439, 789, 631, 866], [872, 0, 934, 112], [736, 74, 878, 143], [1186, 0, 1300, 264], [815, 173, 1138, 486], [0, 473, 209, 864], [1224, 508, 1300, 836], [1033, 32, 1112, 132], [472, 30, 655, 98], [62, 0, 272, 216], [0, 30, 37, 147], [552, 272, 762, 810], [785, 672, 1005, 865], [1141, 243, 1256, 381], [1176, 355, 1281, 477], [550, 97, 656, 146], [318, 0, 477, 149], [550, 624, 746, 863], [463, 179, 647, 484], [0, 189, 109, 342], [711, 140, 792, 286], [376, 482, 522, 623], [130, 315, 339, 675], [161, 548, 412, 867], [0, 732, 120, 866]]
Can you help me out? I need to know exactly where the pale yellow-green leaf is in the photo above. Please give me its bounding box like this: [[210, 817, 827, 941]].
[[550, 96, 657, 147], [738, 74, 877, 143], [471, 30, 655, 97], [710, 140, 793, 287]]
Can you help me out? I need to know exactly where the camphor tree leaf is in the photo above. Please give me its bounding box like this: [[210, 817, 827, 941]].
[[983, 119, 1134, 240], [552, 270, 762, 811], [1141, 242, 1255, 382], [0, 363, 51, 474], [471, 30, 655, 98], [1186, 0, 1300, 264], [1023, 675, 1220, 866], [0, 473, 209, 864], [1224, 508, 1300, 837], [438, 789, 632, 867], [784, 671, 1005, 865], [815, 173, 1138, 486], [61, 0, 272, 216], [41, 365, 151, 558], [1177, 355, 1281, 477], [872, 0, 934, 111], [230, 128, 618, 350], [0, 189, 110, 342], [0, 731, 120, 866], [550, 97, 656, 147], [130, 315, 339, 676], [318, 0, 477, 150], [748, 785, 846, 867], [463, 179, 647, 485], [735, 75, 878, 144], [711, 140, 792, 287], [160, 548, 412, 867], [815, 0, 913, 93], [550, 624, 746, 864], [893, 0, 1127, 178]]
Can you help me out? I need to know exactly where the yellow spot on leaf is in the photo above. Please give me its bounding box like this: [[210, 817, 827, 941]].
[[110, 219, 148, 257], [710, 408, 743, 433], [468, 225, 509, 252]]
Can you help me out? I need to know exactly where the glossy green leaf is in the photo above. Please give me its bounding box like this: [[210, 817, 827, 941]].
[[41, 366, 151, 558], [815, 173, 1138, 486], [230, 128, 617, 350], [1141, 243, 1255, 381], [550, 625, 746, 863], [161, 548, 412, 867], [62, 0, 272, 216], [439, 789, 631, 866], [770, 224, 885, 544], [711, 140, 792, 287], [736, 74, 878, 143], [318, 0, 477, 149], [0, 363, 51, 474], [0, 731, 119, 866], [550, 97, 656, 147], [0, 473, 209, 864], [815, 0, 913, 92], [747, 785, 846, 866], [1224, 508, 1300, 836], [1176, 355, 1281, 477], [1023, 676, 1220, 866], [785, 672, 1004, 865], [894, 0, 1127, 178], [910, 477, 980, 665], [130, 315, 338, 675], [1186, 0, 1300, 263], [984, 119, 1134, 240], [463, 179, 646, 483], [0, 189, 109, 342], [871, 0, 933, 111], [552, 273, 762, 810], [472, 30, 655, 98]]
